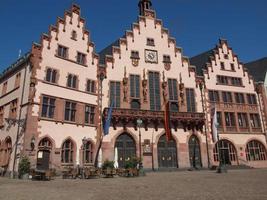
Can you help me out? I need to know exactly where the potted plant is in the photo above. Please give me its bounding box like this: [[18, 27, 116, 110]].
[[102, 160, 115, 177], [125, 157, 140, 177], [18, 156, 31, 179]]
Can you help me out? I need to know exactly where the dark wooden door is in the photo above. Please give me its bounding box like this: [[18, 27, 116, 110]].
[[115, 133, 136, 168], [189, 135, 202, 168], [37, 150, 50, 170], [158, 135, 177, 168], [221, 148, 231, 165]]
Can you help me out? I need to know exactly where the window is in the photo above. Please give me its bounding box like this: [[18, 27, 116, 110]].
[[130, 75, 140, 110], [41, 96, 56, 118], [15, 73, 21, 88], [86, 80, 95, 93], [130, 75, 140, 98], [2, 81, 7, 95], [237, 113, 248, 127], [208, 90, 220, 102], [61, 140, 74, 163], [147, 38, 155, 46], [234, 93, 245, 104], [220, 62, 225, 70], [39, 138, 52, 148], [213, 140, 237, 162], [85, 105, 95, 125], [0, 106, 4, 127], [249, 114, 261, 128], [247, 94, 257, 105], [246, 140, 266, 161], [230, 64, 235, 71], [65, 101, 76, 122], [9, 99, 18, 119], [45, 68, 57, 83], [67, 74, 78, 89], [131, 51, 139, 59], [163, 55, 171, 63], [57, 45, 68, 58], [168, 79, 178, 112], [77, 52, 86, 65], [222, 91, 232, 103], [217, 76, 228, 85], [224, 54, 229, 59], [186, 88, 196, 112], [83, 141, 93, 163], [71, 30, 77, 40], [149, 71, 161, 111], [231, 77, 242, 86], [216, 112, 222, 127], [224, 112, 235, 127], [110, 81, 121, 108]]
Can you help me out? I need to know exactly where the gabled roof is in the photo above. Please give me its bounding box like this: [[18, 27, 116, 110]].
[[245, 57, 267, 82], [189, 50, 213, 76], [98, 39, 120, 65]]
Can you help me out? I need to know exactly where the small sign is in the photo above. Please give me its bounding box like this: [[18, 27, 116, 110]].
[[37, 151, 43, 158]]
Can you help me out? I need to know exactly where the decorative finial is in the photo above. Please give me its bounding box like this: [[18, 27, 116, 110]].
[[179, 73, 183, 83], [162, 71, 165, 82]]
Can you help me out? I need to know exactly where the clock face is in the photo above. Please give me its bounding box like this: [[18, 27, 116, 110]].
[[145, 50, 158, 63]]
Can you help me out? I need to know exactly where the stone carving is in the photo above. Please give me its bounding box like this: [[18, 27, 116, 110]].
[[29, 82, 36, 103], [122, 67, 128, 102], [142, 69, 148, 103], [179, 73, 185, 105]]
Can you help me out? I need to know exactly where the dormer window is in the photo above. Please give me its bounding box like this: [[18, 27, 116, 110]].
[[231, 63, 235, 71], [163, 55, 171, 63], [147, 38, 155, 46], [71, 30, 77, 40], [131, 51, 140, 59]]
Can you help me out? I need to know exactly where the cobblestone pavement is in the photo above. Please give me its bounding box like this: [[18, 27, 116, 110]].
[[0, 169, 267, 200]]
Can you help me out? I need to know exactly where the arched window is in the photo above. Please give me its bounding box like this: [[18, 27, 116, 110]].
[[61, 139, 74, 164], [246, 140, 266, 161], [1, 138, 12, 167], [83, 141, 93, 164], [39, 138, 52, 149], [213, 140, 237, 165]]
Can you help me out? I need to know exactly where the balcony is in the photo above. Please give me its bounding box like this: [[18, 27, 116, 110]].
[[103, 108, 205, 132]]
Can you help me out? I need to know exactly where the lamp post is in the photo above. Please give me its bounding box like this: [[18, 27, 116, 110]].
[[137, 118, 145, 176]]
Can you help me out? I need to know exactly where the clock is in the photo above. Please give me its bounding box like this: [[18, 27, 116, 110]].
[[145, 50, 158, 63]]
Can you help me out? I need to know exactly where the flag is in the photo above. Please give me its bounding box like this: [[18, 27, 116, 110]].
[[164, 101, 172, 142], [103, 102, 114, 135], [212, 107, 219, 143]]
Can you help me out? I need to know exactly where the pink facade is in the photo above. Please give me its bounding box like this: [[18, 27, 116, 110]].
[[0, 1, 266, 176]]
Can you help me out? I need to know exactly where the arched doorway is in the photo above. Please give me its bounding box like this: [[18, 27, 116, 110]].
[[37, 138, 52, 170], [157, 134, 177, 168], [115, 133, 136, 168], [188, 135, 202, 168], [213, 139, 237, 165]]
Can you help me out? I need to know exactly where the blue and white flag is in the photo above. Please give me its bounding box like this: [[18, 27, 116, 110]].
[[103, 102, 114, 135], [212, 107, 219, 143]]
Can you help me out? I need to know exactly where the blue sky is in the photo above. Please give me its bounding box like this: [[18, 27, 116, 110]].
[[1, 0, 267, 71]]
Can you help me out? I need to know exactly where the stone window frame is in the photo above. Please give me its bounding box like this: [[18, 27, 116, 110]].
[[84, 104, 96, 125], [57, 44, 69, 59], [246, 140, 267, 161], [247, 93, 257, 105], [249, 113, 261, 128], [208, 90, 220, 103], [148, 70, 161, 111], [109, 80, 121, 108], [130, 50, 140, 60], [66, 73, 79, 90], [45, 67, 59, 84], [64, 101, 77, 122], [71, 30, 77, 40], [237, 112, 249, 128], [9, 99, 18, 119], [82, 140, 94, 164], [76, 51, 87, 65], [224, 112, 236, 127], [185, 88, 196, 112], [167, 78, 179, 112], [129, 74, 141, 110], [234, 92, 245, 104], [146, 37, 155, 46], [61, 139, 75, 164], [14, 72, 21, 88], [85, 79, 96, 94], [0, 106, 4, 127], [40, 96, 56, 119], [163, 54, 171, 64]]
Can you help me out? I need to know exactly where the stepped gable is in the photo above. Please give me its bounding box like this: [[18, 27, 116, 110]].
[[245, 57, 267, 83], [190, 39, 254, 82], [98, 7, 186, 70]]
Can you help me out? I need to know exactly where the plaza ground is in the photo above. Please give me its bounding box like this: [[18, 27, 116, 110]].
[[0, 169, 267, 200]]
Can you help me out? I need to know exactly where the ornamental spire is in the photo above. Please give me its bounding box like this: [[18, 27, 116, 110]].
[[138, 0, 153, 16]]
